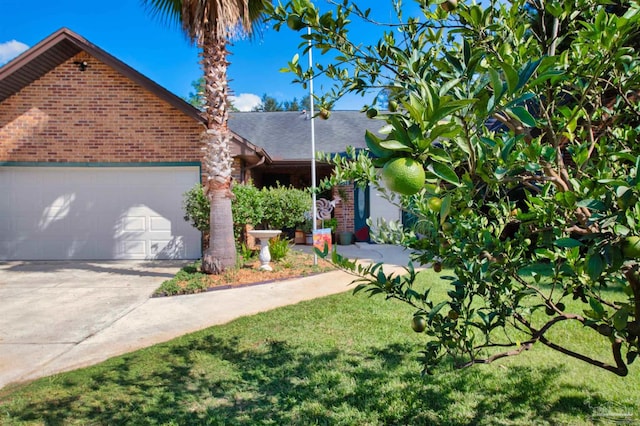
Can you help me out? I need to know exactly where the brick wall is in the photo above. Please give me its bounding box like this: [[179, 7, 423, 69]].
[[333, 183, 354, 233], [0, 52, 205, 164]]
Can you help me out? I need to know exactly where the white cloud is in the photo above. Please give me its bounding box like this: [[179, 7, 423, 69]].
[[230, 93, 261, 112], [0, 40, 29, 65]]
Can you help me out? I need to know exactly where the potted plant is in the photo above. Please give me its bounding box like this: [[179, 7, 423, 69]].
[[300, 217, 314, 245], [294, 226, 306, 244]]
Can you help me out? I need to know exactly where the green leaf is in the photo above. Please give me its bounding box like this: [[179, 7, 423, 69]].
[[480, 137, 496, 147], [428, 301, 448, 322], [352, 283, 368, 295], [429, 123, 459, 141], [439, 78, 461, 97], [430, 99, 475, 124], [500, 61, 519, 94], [379, 140, 413, 152], [555, 191, 577, 208], [614, 224, 630, 235], [488, 68, 504, 110], [612, 308, 629, 332], [516, 58, 542, 91], [616, 186, 631, 198], [587, 253, 604, 281], [444, 52, 463, 73], [577, 199, 607, 211], [440, 194, 452, 224], [501, 137, 517, 162], [554, 238, 583, 248], [429, 162, 460, 186], [518, 263, 554, 277], [525, 162, 541, 173], [509, 106, 537, 127], [589, 297, 605, 318], [463, 39, 471, 66], [505, 92, 536, 109], [365, 130, 394, 158], [494, 166, 508, 180]]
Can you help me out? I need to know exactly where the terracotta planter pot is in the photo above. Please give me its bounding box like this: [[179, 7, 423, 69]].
[[294, 230, 306, 244]]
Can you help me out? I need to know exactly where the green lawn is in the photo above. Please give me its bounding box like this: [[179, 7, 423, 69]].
[[1, 269, 638, 425]]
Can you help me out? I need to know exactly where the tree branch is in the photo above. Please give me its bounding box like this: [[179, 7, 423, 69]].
[[456, 342, 535, 369], [513, 312, 629, 376], [623, 265, 640, 328], [539, 335, 628, 376]]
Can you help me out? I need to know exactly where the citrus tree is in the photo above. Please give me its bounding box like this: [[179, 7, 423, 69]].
[[268, 0, 640, 376]]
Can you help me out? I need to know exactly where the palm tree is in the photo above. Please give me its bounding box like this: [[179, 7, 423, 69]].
[[143, 0, 267, 273]]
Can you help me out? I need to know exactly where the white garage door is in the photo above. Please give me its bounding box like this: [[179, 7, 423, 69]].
[[0, 166, 201, 260]]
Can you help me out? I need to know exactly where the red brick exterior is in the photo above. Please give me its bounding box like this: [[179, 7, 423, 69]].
[[0, 52, 205, 164], [333, 183, 354, 233]]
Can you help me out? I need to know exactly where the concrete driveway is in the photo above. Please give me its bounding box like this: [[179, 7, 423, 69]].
[[0, 260, 186, 389], [0, 245, 412, 390]]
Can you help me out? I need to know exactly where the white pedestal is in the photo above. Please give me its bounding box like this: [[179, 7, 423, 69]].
[[247, 230, 282, 272]]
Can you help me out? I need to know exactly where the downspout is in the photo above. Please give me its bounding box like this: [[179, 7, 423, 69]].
[[243, 152, 267, 183]]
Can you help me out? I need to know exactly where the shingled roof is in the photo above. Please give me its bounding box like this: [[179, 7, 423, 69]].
[[228, 111, 385, 161]]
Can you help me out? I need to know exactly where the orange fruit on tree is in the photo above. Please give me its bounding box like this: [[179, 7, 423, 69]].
[[442, 221, 454, 233], [411, 316, 426, 333], [319, 109, 331, 119], [440, 0, 458, 12], [382, 157, 425, 196], [623, 236, 640, 258], [428, 197, 442, 213]]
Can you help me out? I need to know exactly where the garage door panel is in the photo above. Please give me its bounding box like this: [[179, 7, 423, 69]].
[[121, 240, 147, 258], [151, 237, 186, 259], [0, 166, 201, 260], [150, 216, 171, 232], [121, 216, 147, 233]]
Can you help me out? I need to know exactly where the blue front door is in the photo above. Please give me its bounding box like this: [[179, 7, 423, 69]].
[[353, 185, 370, 242]]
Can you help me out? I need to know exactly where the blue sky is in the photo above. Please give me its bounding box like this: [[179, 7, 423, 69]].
[[0, 1, 408, 111]]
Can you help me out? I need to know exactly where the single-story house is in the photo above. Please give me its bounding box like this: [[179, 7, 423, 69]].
[[227, 110, 398, 241], [0, 28, 399, 261]]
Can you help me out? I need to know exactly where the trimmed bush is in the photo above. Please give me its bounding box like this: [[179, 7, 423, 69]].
[[232, 182, 265, 243], [261, 185, 310, 230], [182, 184, 209, 232], [182, 182, 311, 247]]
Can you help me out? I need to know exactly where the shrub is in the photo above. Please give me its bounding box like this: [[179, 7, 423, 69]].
[[182, 184, 209, 232], [182, 182, 311, 245], [261, 185, 310, 230], [232, 182, 265, 243]]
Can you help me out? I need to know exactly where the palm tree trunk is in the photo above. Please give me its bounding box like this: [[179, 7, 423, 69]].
[[200, 31, 236, 274]]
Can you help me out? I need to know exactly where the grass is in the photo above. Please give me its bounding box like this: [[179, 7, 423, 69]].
[[1, 269, 639, 425]]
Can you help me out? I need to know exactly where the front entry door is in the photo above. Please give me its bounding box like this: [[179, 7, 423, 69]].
[[353, 185, 370, 242]]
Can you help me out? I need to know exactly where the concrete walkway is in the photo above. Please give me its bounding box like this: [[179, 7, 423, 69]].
[[0, 244, 412, 390]]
